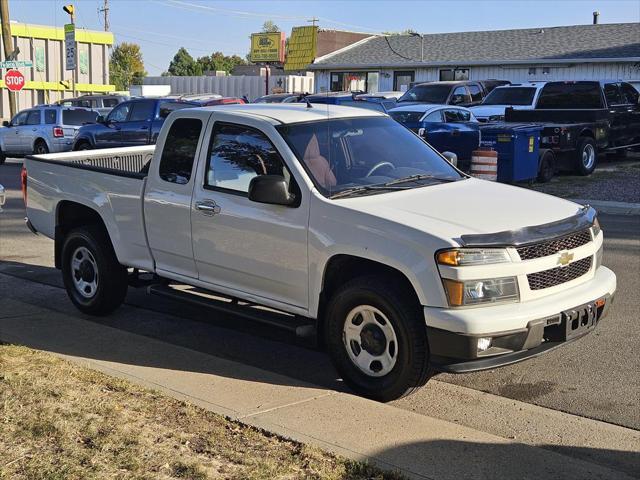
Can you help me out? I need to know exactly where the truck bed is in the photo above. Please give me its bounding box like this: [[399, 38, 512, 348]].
[[28, 145, 155, 178], [24, 146, 156, 271], [505, 108, 609, 124]]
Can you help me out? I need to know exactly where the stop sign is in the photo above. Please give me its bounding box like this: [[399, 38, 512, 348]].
[[4, 70, 25, 92]]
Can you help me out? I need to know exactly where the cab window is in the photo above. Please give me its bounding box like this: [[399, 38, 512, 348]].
[[468, 84, 483, 102], [423, 110, 443, 122], [620, 83, 639, 105], [107, 103, 130, 122], [25, 110, 41, 125], [206, 123, 288, 194], [158, 118, 203, 184], [44, 109, 57, 124], [604, 83, 622, 105], [11, 111, 28, 126]]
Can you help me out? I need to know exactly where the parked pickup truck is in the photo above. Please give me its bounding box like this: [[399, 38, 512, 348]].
[[23, 104, 616, 401], [72, 97, 197, 151], [506, 80, 640, 175]]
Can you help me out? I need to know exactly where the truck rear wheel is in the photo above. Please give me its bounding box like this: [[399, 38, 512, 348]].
[[575, 137, 597, 175], [324, 275, 431, 402], [61, 226, 128, 315]]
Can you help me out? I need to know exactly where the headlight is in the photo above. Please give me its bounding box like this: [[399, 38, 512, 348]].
[[443, 277, 520, 307], [437, 248, 510, 266], [591, 217, 601, 238]]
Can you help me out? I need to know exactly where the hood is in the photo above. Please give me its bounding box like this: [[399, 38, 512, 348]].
[[336, 178, 582, 243]]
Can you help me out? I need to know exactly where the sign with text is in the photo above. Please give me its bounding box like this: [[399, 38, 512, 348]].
[[64, 23, 76, 71], [284, 26, 317, 71], [250, 32, 285, 63], [4, 70, 25, 92], [0, 60, 33, 69]]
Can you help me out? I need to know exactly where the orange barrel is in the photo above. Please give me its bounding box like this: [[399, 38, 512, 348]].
[[470, 149, 498, 181]]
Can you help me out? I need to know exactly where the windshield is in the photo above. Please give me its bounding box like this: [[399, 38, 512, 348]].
[[482, 87, 536, 106], [398, 85, 451, 103], [277, 116, 462, 198], [62, 109, 99, 125], [388, 110, 424, 123]]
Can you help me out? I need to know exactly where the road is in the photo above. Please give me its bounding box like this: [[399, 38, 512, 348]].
[[1, 158, 639, 475]]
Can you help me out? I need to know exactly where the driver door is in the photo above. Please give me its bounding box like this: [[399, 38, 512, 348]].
[[96, 102, 130, 147], [190, 118, 310, 310]]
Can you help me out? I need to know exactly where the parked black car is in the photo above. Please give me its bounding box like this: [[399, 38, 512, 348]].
[[73, 98, 198, 150], [397, 81, 488, 107], [506, 80, 640, 177]]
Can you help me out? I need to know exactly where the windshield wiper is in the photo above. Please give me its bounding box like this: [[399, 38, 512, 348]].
[[329, 184, 410, 199], [384, 174, 459, 186]]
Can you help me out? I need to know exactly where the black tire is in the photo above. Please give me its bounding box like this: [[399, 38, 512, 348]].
[[74, 141, 92, 151], [61, 225, 128, 315], [537, 149, 555, 183], [33, 139, 49, 155], [574, 137, 597, 176], [324, 275, 431, 402]]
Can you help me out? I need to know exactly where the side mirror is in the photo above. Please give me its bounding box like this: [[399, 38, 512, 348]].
[[2, 121, 10, 127], [248, 175, 295, 206], [441, 151, 458, 167], [96, 115, 105, 123]]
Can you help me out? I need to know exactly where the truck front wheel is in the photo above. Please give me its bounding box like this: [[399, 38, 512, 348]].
[[325, 276, 431, 402], [575, 137, 597, 175], [61, 226, 128, 315]]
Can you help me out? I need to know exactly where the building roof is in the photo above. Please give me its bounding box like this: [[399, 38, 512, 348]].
[[310, 23, 640, 69]]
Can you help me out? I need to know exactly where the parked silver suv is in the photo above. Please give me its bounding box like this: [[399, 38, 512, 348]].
[[0, 105, 98, 163], [57, 94, 129, 116]]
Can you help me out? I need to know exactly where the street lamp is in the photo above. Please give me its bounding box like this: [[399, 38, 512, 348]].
[[409, 32, 424, 63]]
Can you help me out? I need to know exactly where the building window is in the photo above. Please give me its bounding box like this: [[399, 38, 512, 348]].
[[330, 72, 377, 92], [439, 68, 469, 81], [393, 71, 415, 92], [542, 67, 550, 75], [528, 67, 537, 75], [35, 46, 45, 72]]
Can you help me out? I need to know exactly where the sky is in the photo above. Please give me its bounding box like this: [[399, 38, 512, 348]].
[[9, 0, 640, 75]]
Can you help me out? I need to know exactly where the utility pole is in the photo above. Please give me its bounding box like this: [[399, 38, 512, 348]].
[[0, 0, 16, 118], [99, 0, 109, 31], [307, 17, 319, 27]]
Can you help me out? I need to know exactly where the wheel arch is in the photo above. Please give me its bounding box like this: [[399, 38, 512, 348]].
[[73, 136, 94, 150], [578, 128, 595, 140], [32, 137, 50, 152], [317, 254, 424, 341], [54, 200, 113, 269]]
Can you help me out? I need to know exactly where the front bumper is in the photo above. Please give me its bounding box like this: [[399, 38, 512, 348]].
[[425, 266, 616, 373]]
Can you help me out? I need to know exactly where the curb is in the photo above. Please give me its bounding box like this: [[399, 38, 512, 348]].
[[570, 199, 640, 216]]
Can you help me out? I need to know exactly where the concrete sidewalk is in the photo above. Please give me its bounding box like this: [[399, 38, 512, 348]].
[[1, 291, 638, 480]]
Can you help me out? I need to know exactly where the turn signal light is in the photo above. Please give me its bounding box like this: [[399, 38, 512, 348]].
[[442, 279, 464, 306], [21, 166, 28, 206], [437, 250, 459, 266]]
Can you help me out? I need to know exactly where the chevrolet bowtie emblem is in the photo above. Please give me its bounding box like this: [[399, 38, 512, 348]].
[[557, 251, 574, 266]]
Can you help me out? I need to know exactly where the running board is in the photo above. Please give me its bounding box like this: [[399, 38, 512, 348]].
[[148, 284, 318, 345]]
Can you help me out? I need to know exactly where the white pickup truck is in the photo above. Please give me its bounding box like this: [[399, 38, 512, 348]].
[[23, 104, 616, 401]]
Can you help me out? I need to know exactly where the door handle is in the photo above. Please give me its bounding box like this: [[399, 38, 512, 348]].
[[139, 126, 149, 130], [195, 200, 221, 216], [32, 128, 37, 131], [451, 129, 461, 136]]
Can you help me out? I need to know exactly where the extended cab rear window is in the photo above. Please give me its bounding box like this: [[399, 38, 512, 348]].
[[159, 118, 203, 184], [62, 109, 99, 125], [536, 82, 603, 109]]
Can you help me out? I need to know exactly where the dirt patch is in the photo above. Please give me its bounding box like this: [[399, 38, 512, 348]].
[[0, 345, 404, 480]]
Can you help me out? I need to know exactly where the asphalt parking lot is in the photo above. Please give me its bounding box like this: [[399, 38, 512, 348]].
[[1, 158, 639, 474]]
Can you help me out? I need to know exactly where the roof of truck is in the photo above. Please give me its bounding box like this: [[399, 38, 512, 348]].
[[195, 103, 385, 124]]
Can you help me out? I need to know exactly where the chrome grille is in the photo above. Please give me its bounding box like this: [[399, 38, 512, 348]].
[[516, 230, 592, 261], [527, 256, 592, 290]]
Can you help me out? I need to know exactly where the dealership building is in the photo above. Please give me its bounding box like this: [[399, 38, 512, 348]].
[[308, 23, 640, 93], [0, 21, 115, 119]]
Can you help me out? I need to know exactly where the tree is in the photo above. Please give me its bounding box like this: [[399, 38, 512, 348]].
[[109, 43, 146, 90], [167, 47, 203, 76], [262, 20, 280, 33], [197, 52, 247, 75]]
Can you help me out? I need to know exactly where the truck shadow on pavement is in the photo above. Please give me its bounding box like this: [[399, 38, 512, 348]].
[[371, 440, 640, 480], [0, 260, 345, 392]]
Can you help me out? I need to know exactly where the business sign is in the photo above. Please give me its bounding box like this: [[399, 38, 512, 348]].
[[250, 32, 285, 63], [284, 26, 317, 71], [4, 70, 25, 92], [64, 23, 76, 71], [0, 60, 33, 69]]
